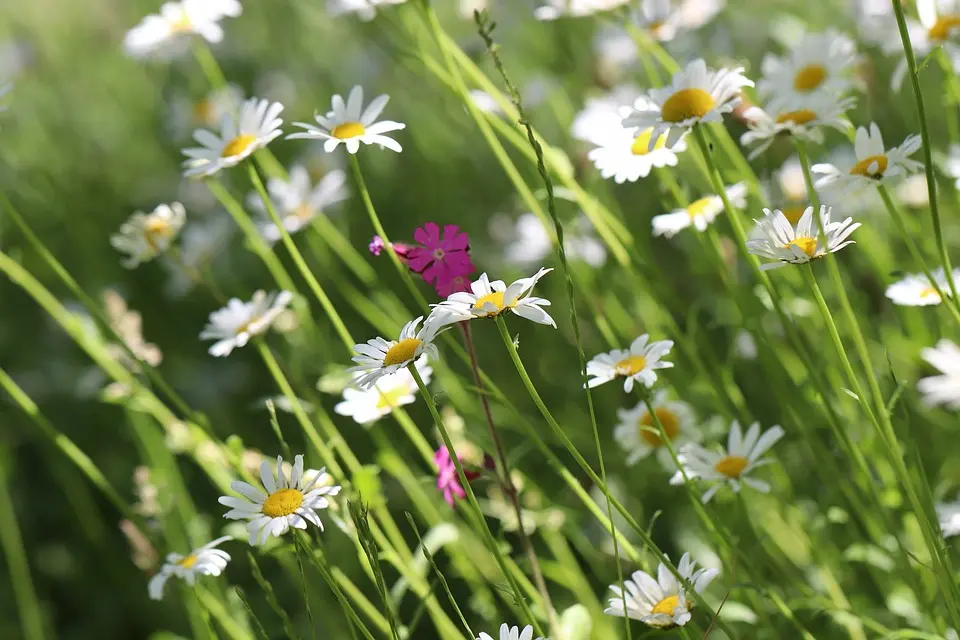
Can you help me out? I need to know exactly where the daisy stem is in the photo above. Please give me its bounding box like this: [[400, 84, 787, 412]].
[[192, 42, 227, 90]]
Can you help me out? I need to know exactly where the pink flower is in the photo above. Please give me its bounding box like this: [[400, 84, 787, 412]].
[[406, 223, 475, 296], [434, 446, 480, 508], [368, 235, 414, 263]]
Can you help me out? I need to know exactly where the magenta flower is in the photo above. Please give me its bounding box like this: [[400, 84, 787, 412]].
[[406, 223, 475, 297], [434, 446, 480, 508]]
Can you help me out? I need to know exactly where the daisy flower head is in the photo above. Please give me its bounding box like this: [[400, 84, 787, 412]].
[[746, 206, 860, 270], [327, 0, 407, 20], [347, 317, 443, 390], [335, 356, 432, 425], [124, 0, 242, 59], [148, 536, 231, 600], [111, 202, 186, 268], [586, 334, 674, 392], [606, 552, 719, 627], [200, 290, 293, 357], [887, 0, 960, 90], [621, 59, 753, 151], [181, 97, 284, 178], [937, 496, 960, 537], [168, 84, 244, 141], [287, 85, 405, 154], [652, 183, 747, 238], [477, 624, 545, 640], [812, 122, 923, 196], [248, 165, 350, 243], [428, 269, 556, 329], [918, 339, 960, 409], [739, 94, 854, 160], [586, 100, 686, 183], [886, 268, 960, 306], [756, 30, 857, 111], [671, 421, 784, 503], [534, 0, 630, 20], [615, 391, 699, 468], [406, 223, 476, 297]]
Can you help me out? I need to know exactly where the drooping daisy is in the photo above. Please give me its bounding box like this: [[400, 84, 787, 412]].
[[937, 496, 960, 537], [111, 202, 186, 268], [427, 269, 556, 329], [812, 123, 923, 196], [622, 59, 753, 151], [181, 98, 284, 178], [219, 455, 342, 545], [327, 0, 407, 20], [746, 206, 860, 270], [918, 339, 960, 409], [671, 421, 784, 503], [652, 182, 747, 238], [200, 290, 294, 357], [586, 334, 674, 392], [739, 95, 854, 159], [615, 391, 699, 468], [886, 268, 960, 306], [605, 553, 719, 627], [247, 165, 350, 243], [335, 356, 432, 425], [348, 317, 443, 390], [124, 0, 242, 59], [584, 100, 686, 183], [756, 30, 857, 111], [477, 624, 545, 640], [534, 0, 630, 20], [148, 536, 232, 600], [168, 84, 244, 141], [287, 86, 405, 154]]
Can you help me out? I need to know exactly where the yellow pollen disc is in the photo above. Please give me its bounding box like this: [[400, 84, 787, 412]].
[[714, 455, 749, 478], [782, 206, 806, 225], [660, 88, 716, 123], [929, 16, 960, 41], [615, 355, 647, 377], [294, 204, 314, 220], [383, 338, 422, 367], [793, 64, 827, 92], [631, 128, 667, 155], [473, 291, 506, 313], [686, 196, 715, 219], [651, 595, 681, 616], [332, 121, 366, 139], [177, 554, 198, 569], [639, 408, 681, 447], [171, 10, 192, 32], [144, 218, 172, 251], [262, 488, 304, 518], [221, 134, 257, 158], [775, 109, 817, 126], [376, 385, 409, 410], [920, 287, 941, 300], [785, 236, 818, 258], [849, 154, 888, 177]]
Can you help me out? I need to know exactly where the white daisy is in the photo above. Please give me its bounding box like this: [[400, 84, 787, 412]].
[[584, 100, 686, 183], [148, 536, 232, 600], [746, 206, 860, 270], [812, 123, 923, 196], [886, 268, 960, 306], [670, 421, 784, 503], [181, 97, 284, 178], [124, 0, 242, 59], [347, 317, 443, 390], [918, 339, 960, 409], [586, 334, 674, 392], [937, 496, 960, 537], [534, 0, 630, 20], [287, 85, 405, 154], [571, 85, 641, 144], [635, 0, 725, 42], [606, 553, 719, 627], [652, 183, 747, 238], [739, 95, 854, 160], [219, 455, 342, 546], [247, 165, 350, 243], [335, 356, 432, 425], [168, 84, 243, 141], [427, 269, 556, 329], [327, 0, 407, 20], [621, 59, 753, 151], [886, 0, 960, 91], [756, 30, 857, 111], [615, 390, 699, 468], [477, 624, 545, 640], [200, 290, 294, 357], [111, 203, 186, 268]]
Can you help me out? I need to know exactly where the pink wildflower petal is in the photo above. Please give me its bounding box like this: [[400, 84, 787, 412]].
[[405, 247, 434, 273], [442, 225, 470, 250], [414, 222, 442, 248]]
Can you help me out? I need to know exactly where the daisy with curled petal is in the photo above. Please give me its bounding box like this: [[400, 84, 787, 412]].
[[937, 496, 960, 537], [756, 30, 857, 111], [586, 334, 674, 392], [477, 623, 545, 640], [652, 183, 747, 238], [248, 165, 350, 244], [287, 85, 405, 154], [200, 290, 293, 357], [919, 339, 960, 409], [148, 536, 232, 600], [622, 59, 753, 151], [334, 356, 432, 425], [348, 317, 442, 390], [585, 100, 686, 183], [534, 0, 629, 20], [886, 268, 960, 306], [746, 206, 860, 270], [739, 95, 855, 160], [181, 97, 284, 178], [327, 0, 407, 20], [615, 390, 699, 469], [812, 122, 923, 196], [605, 552, 719, 627], [670, 421, 784, 503], [219, 454, 342, 546], [124, 0, 242, 59], [427, 268, 556, 329], [111, 202, 186, 268]]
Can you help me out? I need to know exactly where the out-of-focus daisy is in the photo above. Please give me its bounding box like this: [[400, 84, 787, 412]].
[[622, 59, 753, 150], [615, 391, 698, 468], [181, 97, 284, 178], [812, 123, 923, 196], [918, 339, 960, 409], [896, 174, 931, 209], [757, 30, 857, 110], [671, 421, 784, 503], [534, 0, 630, 20], [477, 624, 545, 640], [739, 95, 854, 159], [497, 213, 607, 268], [885, 0, 960, 91], [220, 455, 342, 545], [760, 156, 809, 226], [200, 290, 293, 357], [247, 165, 350, 243], [348, 317, 442, 390], [428, 269, 556, 328], [635, 0, 725, 42], [168, 85, 243, 141], [287, 86, 405, 154], [605, 552, 719, 627], [652, 183, 747, 238], [586, 334, 674, 392], [124, 0, 242, 59], [148, 536, 231, 600], [937, 496, 960, 537], [335, 356, 432, 425], [111, 203, 186, 268], [163, 215, 233, 297], [584, 100, 686, 183], [327, 0, 407, 20], [886, 268, 960, 306], [571, 86, 640, 143], [747, 206, 859, 270]]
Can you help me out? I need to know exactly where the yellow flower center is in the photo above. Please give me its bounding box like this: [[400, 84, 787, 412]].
[[775, 109, 817, 126], [793, 64, 827, 92], [614, 355, 647, 377], [144, 218, 173, 251], [332, 122, 366, 139], [920, 287, 941, 300], [171, 9, 193, 32], [660, 88, 716, 123], [651, 594, 681, 617], [262, 488, 304, 518], [177, 554, 198, 569], [686, 196, 715, 219], [221, 134, 257, 158], [376, 385, 409, 411], [383, 338, 422, 367], [782, 205, 806, 225], [639, 408, 681, 447], [785, 236, 818, 258], [631, 128, 667, 155], [473, 291, 507, 313], [294, 204, 315, 220], [714, 455, 749, 478], [929, 16, 960, 41], [850, 154, 889, 177]]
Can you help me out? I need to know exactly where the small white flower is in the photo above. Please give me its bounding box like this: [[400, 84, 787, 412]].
[[200, 290, 293, 357], [499, 213, 607, 268], [615, 390, 699, 468], [428, 269, 556, 329], [886, 268, 960, 306], [918, 339, 960, 409], [671, 421, 784, 503], [584, 100, 686, 183], [937, 496, 960, 537], [586, 334, 674, 392], [287, 85, 405, 154], [181, 97, 284, 178], [739, 95, 854, 159], [652, 183, 747, 238], [148, 536, 232, 600], [812, 122, 923, 196], [168, 84, 244, 140], [124, 0, 242, 59], [327, 0, 407, 20], [746, 206, 860, 270], [757, 30, 857, 111], [477, 624, 545, 640], [605, 553, 719, 627], [348, 317, 442, 390], [247, 165, 350, 243], [335, 356, 432, 425], [219, 455, 342, 545], [111, 203, 186, 268], [622, 59, 753, 151], [571, 86, 640, 144], [534, 0, 629, 20]]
